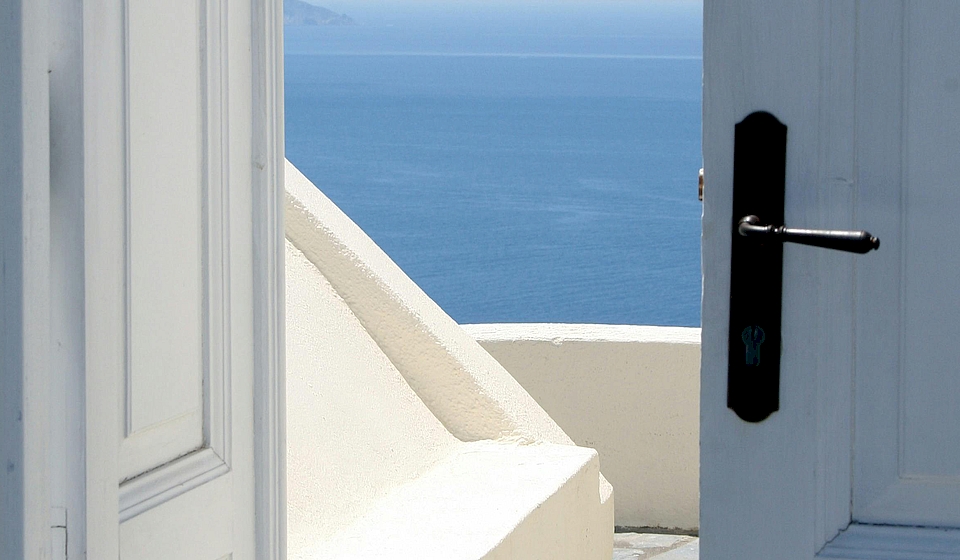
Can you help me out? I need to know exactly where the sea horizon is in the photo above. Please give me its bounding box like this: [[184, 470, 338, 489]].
[[284, 3, 704, 326]]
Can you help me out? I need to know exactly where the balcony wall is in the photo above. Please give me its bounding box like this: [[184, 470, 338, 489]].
[[283, 161, 614, 559], [464, 324, 700, 533]]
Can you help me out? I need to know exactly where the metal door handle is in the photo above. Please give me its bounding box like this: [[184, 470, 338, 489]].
[[738, 215, 880, 254], [726, 111, 882, 423]]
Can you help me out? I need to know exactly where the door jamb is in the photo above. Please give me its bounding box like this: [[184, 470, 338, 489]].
[[251, 0, 286, 558]]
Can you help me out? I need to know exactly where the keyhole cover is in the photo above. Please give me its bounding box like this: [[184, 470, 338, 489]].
[[727, 110, 785, 423], [741, 326, 766, 366]]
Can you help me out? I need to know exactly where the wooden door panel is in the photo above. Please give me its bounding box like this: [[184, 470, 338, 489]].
[[120, 474, 237, 560], [854, 0, 960, 528], [78, 0, 281, 556], [118, 0, 232, 521], [125, 0, 204, 427], [701, 2, 832, 558], [703, 1, 960, 557], [901, 1, 960, 480], [120, 0, 205, 481]]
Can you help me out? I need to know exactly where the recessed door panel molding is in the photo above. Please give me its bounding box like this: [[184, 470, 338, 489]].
[[78, 0, 277, 554], [900, 1, 960, 482], [854, 0, 960, 528], [118, 0, 232, 514], [119, 474, 238, 559]]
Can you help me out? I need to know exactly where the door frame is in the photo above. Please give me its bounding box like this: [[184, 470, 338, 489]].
[[0, 0, 51, 558], [251, 0, 287, 557]]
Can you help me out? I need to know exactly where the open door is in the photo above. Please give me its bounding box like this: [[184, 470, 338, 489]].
[[70, 1, 284, 558], [702, 1, 960, 558]]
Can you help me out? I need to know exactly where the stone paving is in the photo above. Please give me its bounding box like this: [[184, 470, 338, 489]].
[[613, 533, 699, 559]]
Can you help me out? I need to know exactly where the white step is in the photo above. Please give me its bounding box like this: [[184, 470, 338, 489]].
[[292, 441, 607, 560]]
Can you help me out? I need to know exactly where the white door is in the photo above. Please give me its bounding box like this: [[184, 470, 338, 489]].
[[73, 1, 284, 558], [702, 1, 960, 558]]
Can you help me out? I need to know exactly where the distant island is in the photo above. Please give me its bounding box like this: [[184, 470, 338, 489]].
[[284, 0, 355, 26]]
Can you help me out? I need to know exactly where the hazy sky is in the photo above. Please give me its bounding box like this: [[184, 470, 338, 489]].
[[311, 0, 701, 34], [313, 0, 701, 16], [311, 0, 699, 4]]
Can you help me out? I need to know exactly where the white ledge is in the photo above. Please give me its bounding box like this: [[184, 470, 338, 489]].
[[461, 323, 700, 345]]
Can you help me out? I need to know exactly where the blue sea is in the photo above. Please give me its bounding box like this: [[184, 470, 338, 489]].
[[284, 2, 703, 326]]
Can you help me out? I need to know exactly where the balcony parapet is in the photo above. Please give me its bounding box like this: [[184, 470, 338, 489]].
[[464, 323, 700, 533]]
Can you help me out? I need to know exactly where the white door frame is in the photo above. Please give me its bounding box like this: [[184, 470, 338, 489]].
[[251, 0, 287, 557], [0, 0, 51, 558]]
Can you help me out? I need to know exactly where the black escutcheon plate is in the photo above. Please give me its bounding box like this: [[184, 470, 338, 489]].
[[727, 111, 786, 423]]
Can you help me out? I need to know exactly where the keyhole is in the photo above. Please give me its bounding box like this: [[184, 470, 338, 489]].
[[741, 326, 766, 366]]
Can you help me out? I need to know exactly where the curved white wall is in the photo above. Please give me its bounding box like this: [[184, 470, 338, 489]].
[[284, 161, 615, 558], [464, 323, 700, 532], [286, 240, 461, 546], [285, 162, 578, 447]]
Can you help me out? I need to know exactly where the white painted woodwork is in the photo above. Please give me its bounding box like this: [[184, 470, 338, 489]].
[[112, 0, 247, 553], [120, 0, 207, 482], [74, 0, 285, 557], [702, 1, 960, 558], [818, 525, 960, 560], [251, 1, 288, 557], [854, 1, 960, 529], [49, 0, 88, 557], [0, 1, 51, 558], [82, 0, 127, 554]]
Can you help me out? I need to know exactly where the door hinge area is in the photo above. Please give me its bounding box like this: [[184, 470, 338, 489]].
[[51, 507, 67, 560]]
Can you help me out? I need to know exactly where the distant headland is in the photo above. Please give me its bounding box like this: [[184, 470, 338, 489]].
[[284, 0, 356, 26]]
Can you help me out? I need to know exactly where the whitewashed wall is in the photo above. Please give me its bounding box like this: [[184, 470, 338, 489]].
[[464, 324, 700, 532], [284, 161, 615, 559]]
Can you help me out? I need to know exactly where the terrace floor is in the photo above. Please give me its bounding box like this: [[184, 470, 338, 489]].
[[613, 533, 699, 559]]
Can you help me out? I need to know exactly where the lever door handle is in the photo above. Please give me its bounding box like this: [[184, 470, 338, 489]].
[[726, 111, 882, 423], [738, 215, 880, 254]]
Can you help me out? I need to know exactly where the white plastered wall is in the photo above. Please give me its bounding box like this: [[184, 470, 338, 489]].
[[465, 323, 700, 532], [283, 160, 614, 559]]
